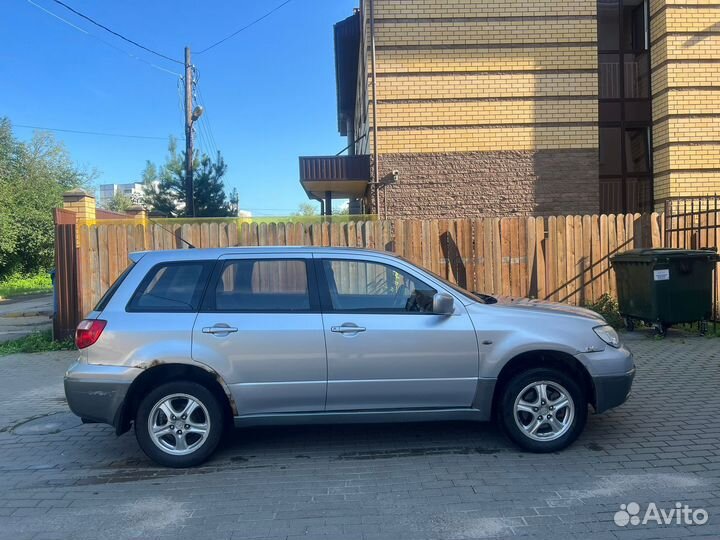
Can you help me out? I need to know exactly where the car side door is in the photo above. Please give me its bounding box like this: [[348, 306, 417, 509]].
[[316, 255, 479, 411], [192, 254, 327, 416]]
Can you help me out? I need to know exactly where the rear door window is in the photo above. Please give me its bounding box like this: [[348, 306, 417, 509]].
[[127, 261, 212, 312], [207, 259, 313, 312]]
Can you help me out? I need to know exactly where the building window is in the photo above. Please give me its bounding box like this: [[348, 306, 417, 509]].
[[598, 0, 653, 214]]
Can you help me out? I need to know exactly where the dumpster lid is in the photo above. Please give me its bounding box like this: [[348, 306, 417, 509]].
[[611, 248, 718, 263]]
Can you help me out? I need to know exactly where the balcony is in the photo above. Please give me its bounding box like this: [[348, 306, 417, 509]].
[[298, 155, 371, 210]]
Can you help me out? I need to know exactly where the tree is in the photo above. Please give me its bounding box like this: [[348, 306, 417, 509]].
[[0, 118, 95, 278], [193, 152, 235, 217], [142, 137, 185, 217], [293, 202, 319, 217], [139, 160, 159, 206], [228, 188, 239, 217], [102, 191, 133, 213], [333, 203, 350, 215], [142, 138, 235, 217]]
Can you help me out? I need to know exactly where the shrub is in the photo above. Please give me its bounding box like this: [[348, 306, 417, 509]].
[[585, 294, 624, 329]]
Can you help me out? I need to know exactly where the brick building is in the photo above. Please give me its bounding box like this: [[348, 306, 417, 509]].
[[299, 0, 720, 218]]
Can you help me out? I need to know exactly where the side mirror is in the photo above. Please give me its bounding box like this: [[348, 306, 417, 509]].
[[433, 293, 455, 315]]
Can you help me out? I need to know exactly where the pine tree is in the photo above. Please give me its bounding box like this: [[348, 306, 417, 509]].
[[142, 137, 190, 217], [141, 138, 235, 218], [193, 152, 234, 217]]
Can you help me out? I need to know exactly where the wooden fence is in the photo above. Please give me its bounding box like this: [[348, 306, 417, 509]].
[[63, 213, 664, 329]]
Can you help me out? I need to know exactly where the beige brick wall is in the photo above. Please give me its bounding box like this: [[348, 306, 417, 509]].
[[375, 47, 598, 74], [374, 100, 597, 128], [374, 0, 596, 18], [650, 0, 720, 203], [352, 0, 600, 215], [370, 127, 598, 154], [370, 73, 598, 101], [356, 0, 599, 154]]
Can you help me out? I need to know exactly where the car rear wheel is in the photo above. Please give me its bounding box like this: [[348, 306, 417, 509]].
[[135, 381, 223, 467], [499, 368, 587, 453]]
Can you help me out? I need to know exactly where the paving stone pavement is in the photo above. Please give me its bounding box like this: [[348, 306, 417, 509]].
[[0, 331, 719, 540]]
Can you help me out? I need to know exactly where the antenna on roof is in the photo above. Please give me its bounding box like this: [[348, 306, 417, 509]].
[[148, 217, 196, 249]]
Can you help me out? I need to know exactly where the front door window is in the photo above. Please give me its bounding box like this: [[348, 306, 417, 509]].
[[322, 259, 437, 313]]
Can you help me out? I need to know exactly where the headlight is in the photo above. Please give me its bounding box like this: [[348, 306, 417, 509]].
[[593, 325, 620, 348]]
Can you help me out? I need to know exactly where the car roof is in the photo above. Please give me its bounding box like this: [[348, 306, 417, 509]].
[[128, 246, 397, 263]]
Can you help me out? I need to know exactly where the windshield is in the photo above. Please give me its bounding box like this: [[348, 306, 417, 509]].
[[398, 257, 496, 304]]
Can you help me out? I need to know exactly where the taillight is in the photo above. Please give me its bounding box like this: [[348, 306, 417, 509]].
[[75, 319, 107, 349]]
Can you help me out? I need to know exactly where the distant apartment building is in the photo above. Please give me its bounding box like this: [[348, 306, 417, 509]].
[[299, 0, 720, 218], [97, 182, 145, 207]]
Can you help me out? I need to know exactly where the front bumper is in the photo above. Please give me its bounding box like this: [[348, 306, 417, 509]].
[[64, 361, 142, 427], [592, 367, 635, 413], [575, 344, 635, 413]]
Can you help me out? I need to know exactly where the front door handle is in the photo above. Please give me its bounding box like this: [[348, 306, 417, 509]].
[[202, 325, 238, 335], [331, 324, 367, 334]]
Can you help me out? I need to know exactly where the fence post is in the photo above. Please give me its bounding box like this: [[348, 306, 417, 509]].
[[62, 189, 96, 223], [53, 208, 79, 340]]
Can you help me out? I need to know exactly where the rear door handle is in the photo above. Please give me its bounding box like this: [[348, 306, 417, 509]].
[[331, 325, 367, 334], [202, 325, 238, 335]]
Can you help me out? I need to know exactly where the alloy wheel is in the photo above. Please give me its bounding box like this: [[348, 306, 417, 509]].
[[513, 380, 575, 442], [147, 393, 211, 456]]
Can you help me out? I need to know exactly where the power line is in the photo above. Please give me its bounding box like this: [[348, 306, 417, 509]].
[[25, 0, 182, 76], [48, 0, 183, 65], [26, 0, 87, 34], [190, 68, 219, 158], [13, 124, 174, 140], [196, 86, 220, 157], [196, 115, 216, 157], [196, 0, 295, 55], [194, 94, 218, 156], [177, 77, 188, 134]]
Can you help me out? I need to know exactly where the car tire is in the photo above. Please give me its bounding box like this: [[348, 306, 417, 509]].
[[135, 381, 224, 468], [498, 368, 587, 453]]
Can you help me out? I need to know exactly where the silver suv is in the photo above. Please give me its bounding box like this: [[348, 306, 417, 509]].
[[65, 247, 635, 467]]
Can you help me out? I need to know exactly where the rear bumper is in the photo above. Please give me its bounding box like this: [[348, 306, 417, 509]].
[[64, 361, 141, 427], [592, 367, 635, 413]]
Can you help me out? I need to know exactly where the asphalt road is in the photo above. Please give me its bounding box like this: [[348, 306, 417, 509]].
[[0, 294, 53, 343]]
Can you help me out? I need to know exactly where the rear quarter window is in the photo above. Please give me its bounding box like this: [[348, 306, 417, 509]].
[[126, 261, 212, 313], [94, 262, 135, 312]]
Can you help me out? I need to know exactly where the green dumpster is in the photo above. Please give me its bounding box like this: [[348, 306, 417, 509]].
[[610, 248, 718, 335]]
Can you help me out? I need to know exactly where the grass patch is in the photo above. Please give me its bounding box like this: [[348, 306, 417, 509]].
[[0, 330, 75, 356], [678, 322, 720, 338], [0, 273, 53, 300]]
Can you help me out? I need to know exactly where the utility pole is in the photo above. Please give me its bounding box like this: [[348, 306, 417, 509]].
[[184, 46, 195, 218]]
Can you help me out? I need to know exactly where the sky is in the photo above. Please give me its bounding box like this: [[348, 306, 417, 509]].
[[1, 0, 357, 216]]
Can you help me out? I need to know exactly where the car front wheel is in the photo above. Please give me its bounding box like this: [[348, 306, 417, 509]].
[[499, 368, 587, 453], [135, 381, 223, 467]]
